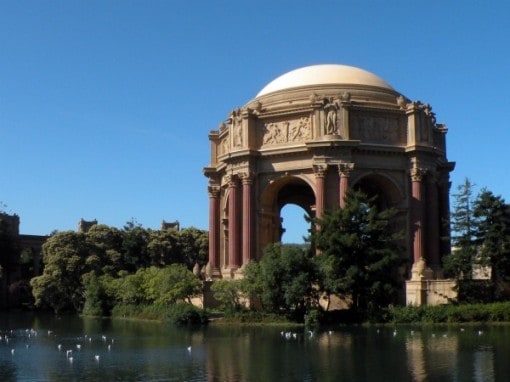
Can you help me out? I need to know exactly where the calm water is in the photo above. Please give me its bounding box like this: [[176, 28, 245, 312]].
[[0, 313, 508, 381]]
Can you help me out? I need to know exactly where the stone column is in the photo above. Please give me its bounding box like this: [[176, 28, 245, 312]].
[[338, 163, 354, 208], [410, 167, 433, 280], [241, 172, 254, 267], [227, 175, 240, 270], [313, 165, 327, 218], [411, 168, 425, 264], [207, 184, 221, 278]]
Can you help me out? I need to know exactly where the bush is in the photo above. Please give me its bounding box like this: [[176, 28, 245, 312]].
[[387, 302, 510, 324], [458, 280, 495, 303], [304, 308, 322, 330], [167, 303, 209, 326]]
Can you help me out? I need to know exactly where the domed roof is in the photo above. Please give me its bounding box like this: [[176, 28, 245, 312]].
[[256, 64, 394, 97]]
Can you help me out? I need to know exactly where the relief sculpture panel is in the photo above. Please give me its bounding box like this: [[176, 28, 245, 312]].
[[349, 111, 406, 145], [259, 116, 312, 147], [220, 134, 230, 155]]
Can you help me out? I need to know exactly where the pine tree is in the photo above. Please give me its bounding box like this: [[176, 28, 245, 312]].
[[443, 178, 477, 279], [311, 190, 404, 313], [473, 189, 510, 296]]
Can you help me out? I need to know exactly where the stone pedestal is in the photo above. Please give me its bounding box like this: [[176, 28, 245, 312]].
[[406, 258, 457, 306]]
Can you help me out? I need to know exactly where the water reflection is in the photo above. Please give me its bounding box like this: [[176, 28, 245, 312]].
[[0, 314, 508, 381]]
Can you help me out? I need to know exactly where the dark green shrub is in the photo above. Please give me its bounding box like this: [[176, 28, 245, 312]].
[[167, 303, 209, 326], [458, 280, 495, 303], [304, 308, 322, 330]]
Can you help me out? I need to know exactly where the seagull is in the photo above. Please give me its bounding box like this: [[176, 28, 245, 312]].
[[68, 357, 73, 363], [187, 346, 192, 353], [66, 350, 73, 358], [76, 344, 81, 350], [11, 349, 14, 356], [94, 355, 100, 362], [108, 344, 111, 351]]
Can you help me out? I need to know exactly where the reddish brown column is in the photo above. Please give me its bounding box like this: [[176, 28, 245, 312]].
[[410, 168, 425, 264], [338, 163, 354, 208], [207, 185, 220, 274], [314, 165, 327, 218], [241, 173, 254, 266], [227, 176, 240, 269]]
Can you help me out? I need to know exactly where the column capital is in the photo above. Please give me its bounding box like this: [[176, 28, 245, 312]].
[[239, 172, 255, 185], [207, 184, 221, 198], [338, 162, 355, 178], [410, 167, 427, 182], [225, 174, 239, 186], [313, 164, 328, 177]]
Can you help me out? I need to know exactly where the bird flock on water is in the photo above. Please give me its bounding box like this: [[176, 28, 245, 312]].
[[0, 328, 113, 365], [0, 328, 195, 366]]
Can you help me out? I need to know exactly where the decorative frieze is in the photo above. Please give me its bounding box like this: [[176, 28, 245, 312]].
[[350, 111, 406, 145], [260, 116, 311, 146]]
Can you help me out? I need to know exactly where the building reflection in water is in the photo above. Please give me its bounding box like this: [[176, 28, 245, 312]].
[[405, 329, 495, 382]]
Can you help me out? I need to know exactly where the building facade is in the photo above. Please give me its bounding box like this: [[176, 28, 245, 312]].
[[204, 65, 456, 305]]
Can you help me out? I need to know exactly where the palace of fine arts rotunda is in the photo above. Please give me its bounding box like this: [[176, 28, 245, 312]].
[[203, 64, 456, 305]]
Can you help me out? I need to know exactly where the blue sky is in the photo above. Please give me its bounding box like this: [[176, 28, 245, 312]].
[[1, 1, 509, 243]]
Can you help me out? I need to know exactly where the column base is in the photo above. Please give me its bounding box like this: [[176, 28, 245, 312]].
[[204, 262, 222, 280], [410, 257, 434, 281], [406, 279, 457, 306]]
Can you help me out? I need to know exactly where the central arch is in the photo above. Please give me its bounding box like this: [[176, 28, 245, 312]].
[[258, 176, 315, 255]]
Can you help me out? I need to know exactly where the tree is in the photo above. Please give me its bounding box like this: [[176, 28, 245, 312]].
[[443, 178, 478, 279], [473, 189, 510, 296], [210, 279, 245, 312], [310, 190, 405, 313], [31, 231, 89, 313], [177, 227, 209, 270], [82, 273, 109, 316], [85, 224, 123, 275], [147, 229, 180, 266], [113, 265, 202, 306], [148, 264, 202, 305], [242, 243, 317, 318], [122, 220, 150, 272]]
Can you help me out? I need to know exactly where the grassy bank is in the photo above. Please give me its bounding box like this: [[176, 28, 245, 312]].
[[104, 301, 510, 326], [386, 301, 510, 324], [111, 303, 208, 325]]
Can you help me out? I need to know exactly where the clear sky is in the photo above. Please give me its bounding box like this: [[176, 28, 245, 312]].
[[1, 1, 509, 243]]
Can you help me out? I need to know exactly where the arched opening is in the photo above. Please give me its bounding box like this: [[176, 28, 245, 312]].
[[259, 176, 315, 256], [280, 204, 310, 244], [353, 174, 402, 210]]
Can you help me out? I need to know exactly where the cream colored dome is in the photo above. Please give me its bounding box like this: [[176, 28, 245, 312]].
[[256, 64, 393, 97]]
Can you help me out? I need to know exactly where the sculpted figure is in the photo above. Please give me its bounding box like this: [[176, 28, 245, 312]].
[[324, 98, 339, 135], [231, 109, 243, 147]]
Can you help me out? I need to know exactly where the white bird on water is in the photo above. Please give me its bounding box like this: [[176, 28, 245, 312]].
[[94, 355, 100, 362], [187, 346, 192, 353], [11, 349, 14, 356]]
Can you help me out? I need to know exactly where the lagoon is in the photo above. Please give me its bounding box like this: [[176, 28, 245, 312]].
[[0, 313, 508, 381]]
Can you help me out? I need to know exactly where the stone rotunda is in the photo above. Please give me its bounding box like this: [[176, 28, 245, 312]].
[[204, 64, 456, 305]]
